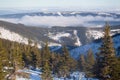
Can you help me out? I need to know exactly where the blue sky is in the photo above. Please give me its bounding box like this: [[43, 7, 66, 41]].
[[0, 0, 120, 10]]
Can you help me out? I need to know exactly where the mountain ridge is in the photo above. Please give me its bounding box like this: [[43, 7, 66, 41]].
[[0, 20, 120, 47]]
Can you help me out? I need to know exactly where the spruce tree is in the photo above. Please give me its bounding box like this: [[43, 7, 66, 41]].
[[49, 52, 56, 74], [94, 23, 118, 80], [0, 39, 8, 80], [63, 46, 77, 71], [25, 39, 32, 66], [30, 51, 37, 69], [52, 53, 61, 75], [41, 60, 53, 80], [41, 42, 53, 80], [22, 44, 29, 67], [12, 43, 23, 71], [85, 49, 95, 77], [110, 58, 120, 80], [86, 49, 95, 66], [33, 42, 41, 68], [41, 42, 51, 67], [78, 54, 86, 72], [58, 46, 77, 77]]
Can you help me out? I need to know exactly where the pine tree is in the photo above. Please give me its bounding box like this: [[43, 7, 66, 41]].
[[22, 44, 29, 67], [33, 42, 41, 68], [52, 53, 61, 75], [78, 54, 86, 72], [41, 42, 53, 80], [25, 39, 33, 66], [41, 60, 53, 80], [94, 23, 118, 80], [30, 51, 37, 69], [12, 43, 23, 71], [63, 46, 77, 71], [41, 42, 51, 67], [58, 46, 77, 77], [110, 58, 120, 80], [86, 49, 95, 66], [49, 52, 56, 74], [85, 49, 95, 77], [0, 39, 8, 80]]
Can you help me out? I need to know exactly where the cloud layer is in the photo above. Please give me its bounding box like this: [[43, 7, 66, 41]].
[[0, 15, 120, 27]]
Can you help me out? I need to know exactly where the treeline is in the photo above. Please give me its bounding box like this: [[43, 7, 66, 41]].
[[0, 23, 120, 80], [0, 38, 78, 80]]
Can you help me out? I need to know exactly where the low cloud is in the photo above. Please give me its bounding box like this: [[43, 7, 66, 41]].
[[0, 15, 120, 27]]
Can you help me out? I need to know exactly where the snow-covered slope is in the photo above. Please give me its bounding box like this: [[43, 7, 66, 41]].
[[0, 27, 28, 44], [73, 30, 81, 46], [0, 26, 62, 47], [86, 30, 103, 40], [48, 30, 81, 46], [85, 28, 120, 42], [48, 32, 71, 42], [0, 26, 42, 48]]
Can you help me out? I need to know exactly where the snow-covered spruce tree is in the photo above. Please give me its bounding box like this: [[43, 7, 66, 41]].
[[94, 23, 118, 80]]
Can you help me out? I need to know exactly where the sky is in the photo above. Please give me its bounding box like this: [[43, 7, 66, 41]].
[[0, 0, 120, 10]]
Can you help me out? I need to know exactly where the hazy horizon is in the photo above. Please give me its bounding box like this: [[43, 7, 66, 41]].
[[0, 0, 120, 11], [0, 0, 120, 27]]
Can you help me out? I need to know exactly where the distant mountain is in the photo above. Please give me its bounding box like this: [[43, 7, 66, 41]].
[[0, 11, 120, 18], [0, 11, 120, 27]]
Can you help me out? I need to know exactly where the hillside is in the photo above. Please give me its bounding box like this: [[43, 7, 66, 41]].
[[0, 20, 120, 47]]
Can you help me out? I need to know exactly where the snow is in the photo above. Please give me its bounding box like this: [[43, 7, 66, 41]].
[[111, 29, 120, 35], [48, 32, 71, 42], [16, 69, 96, 80], [48, 30, 81, 46], [54, 72, 84, 80], [86, 30, 103, 39], [16, 69, 99, 80], [70, 42, 100, 59], [57, 12, 63, 16], [86, 29, 120, 40], [17, 69, 41, 80], [0, 26, 42, 48], [16, 76, 30, 80], [73, 30, 82, 46], [48, 42, 61, 47], [98, 12, 111, 16], [70, 12, 77, 15], [111, 29, 120, 32], [0, 27, 28, 44], [50, 46, 62, 51]]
